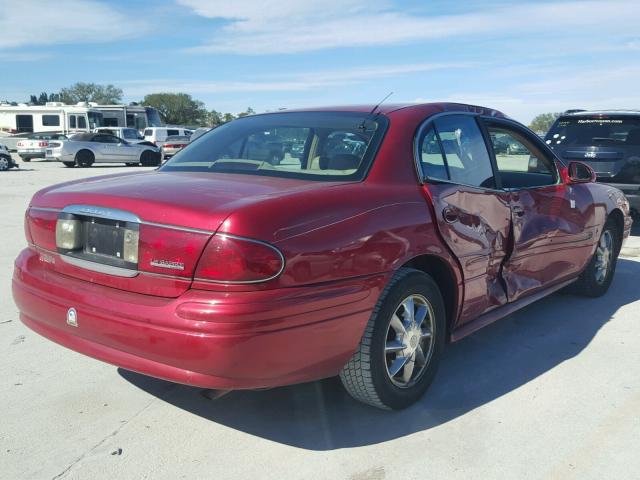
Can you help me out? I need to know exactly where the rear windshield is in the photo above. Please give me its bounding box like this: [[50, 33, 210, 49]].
[[160, 112, 387, 181], [546, 115, 640, 147]]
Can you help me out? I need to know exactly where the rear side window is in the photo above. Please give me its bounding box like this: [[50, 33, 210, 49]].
[[167, 129, 180, 136], [143, 129, 152, 137], [418, 115, 495, 188]]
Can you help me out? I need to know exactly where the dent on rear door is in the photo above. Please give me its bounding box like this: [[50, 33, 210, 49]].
[[427, 184, 512, 325]]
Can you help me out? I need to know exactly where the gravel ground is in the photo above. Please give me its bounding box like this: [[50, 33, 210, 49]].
[[1, 160, 639, 480]]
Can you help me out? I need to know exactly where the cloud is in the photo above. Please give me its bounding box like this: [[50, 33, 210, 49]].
[[118, 62, 472, 96], [441, 65, 640, 123], [179, 0, 640, 54], [0, 0, 145, 50]]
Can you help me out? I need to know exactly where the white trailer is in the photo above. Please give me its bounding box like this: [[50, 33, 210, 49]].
[[0, 102, 103, 135]]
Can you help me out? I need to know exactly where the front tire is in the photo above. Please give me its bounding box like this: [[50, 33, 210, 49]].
[[62, 161, 76, 168], [0, 155, 10, 171], [340, 268, 446, 409], [140, 150, 160, 167], [572, 218, 619, 297]]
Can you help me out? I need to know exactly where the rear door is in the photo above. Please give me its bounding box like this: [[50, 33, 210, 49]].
[[482, 118, 595, 301], [417, 114, 512, 324]]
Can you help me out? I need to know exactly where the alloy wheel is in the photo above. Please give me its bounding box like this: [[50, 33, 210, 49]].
[[384, 294, 435, 388], [595, 229, 613, 284]]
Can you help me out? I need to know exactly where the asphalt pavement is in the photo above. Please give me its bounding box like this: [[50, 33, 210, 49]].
[[1, 160, 638, 480]]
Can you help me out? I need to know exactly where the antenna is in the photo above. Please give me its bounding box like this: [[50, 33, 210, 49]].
[[369, 92, 393, 115]]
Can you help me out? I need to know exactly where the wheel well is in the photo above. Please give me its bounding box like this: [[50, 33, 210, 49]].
[[401, 255, 458, 336], [608, 208, 625, 255]]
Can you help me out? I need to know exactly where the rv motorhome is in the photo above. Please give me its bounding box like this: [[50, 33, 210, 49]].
[[0, 102, 104, 135]]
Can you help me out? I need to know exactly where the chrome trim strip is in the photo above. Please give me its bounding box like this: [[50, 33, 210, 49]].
[[193, 233, 286, 284], [29, 206, 62, 213], [63, 204, 141, 223], [141, 221, 214, 235], [60, 255, 139, 278]]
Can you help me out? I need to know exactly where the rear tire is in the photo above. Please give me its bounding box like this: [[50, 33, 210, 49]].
[[75, 150, 94, 168], [63, 161, 76, 168], [340, 268, 446, 409], [20, 156, 30, 162], [572, 218, 619, 297]]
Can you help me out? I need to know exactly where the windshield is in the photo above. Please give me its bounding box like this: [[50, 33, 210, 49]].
[[122, 128, 140, 140], [88, 111, 103, 129], [546, 115, 640, 147], [160, 112, 387, 181], [145, 107, 164, 127]]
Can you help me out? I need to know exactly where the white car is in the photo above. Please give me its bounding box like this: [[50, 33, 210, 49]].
[[16, 132, 68, 161], [46, 132, 161, 167], [143, 127, 194, 147], [0, 143, 18, 170]]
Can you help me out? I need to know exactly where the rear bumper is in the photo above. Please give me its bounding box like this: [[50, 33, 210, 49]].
[[12, 248, 384, 389], [17, 151, 45, 160]]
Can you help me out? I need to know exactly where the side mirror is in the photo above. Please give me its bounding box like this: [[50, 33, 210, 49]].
[[567, 161, 596, 183]]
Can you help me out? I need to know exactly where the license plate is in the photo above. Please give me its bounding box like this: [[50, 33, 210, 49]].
[[45, 149, 53, 156], [85, 222, 125, 258]]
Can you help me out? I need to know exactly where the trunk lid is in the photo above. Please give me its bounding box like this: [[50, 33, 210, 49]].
[[28, 171, 331, 297]]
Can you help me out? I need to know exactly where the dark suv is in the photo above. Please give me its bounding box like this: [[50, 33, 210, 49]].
[[545, 110, 640, 215]]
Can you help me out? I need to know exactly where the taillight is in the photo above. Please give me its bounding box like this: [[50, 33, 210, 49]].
[[38, 141, 48, 147], [26, 209, 57, 251], [194, 234, 284, 283], [137, 224, 210, 278]]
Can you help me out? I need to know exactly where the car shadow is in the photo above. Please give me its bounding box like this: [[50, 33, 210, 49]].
[[119, 258, 640, 450]]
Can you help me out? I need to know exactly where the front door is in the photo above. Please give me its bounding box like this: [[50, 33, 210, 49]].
[[482, 119, 594, 301], [417, 114, 512, 324]]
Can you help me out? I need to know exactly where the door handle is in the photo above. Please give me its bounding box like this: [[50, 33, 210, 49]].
[[442, 207, 458, 223], [512, 205, 525, 217]]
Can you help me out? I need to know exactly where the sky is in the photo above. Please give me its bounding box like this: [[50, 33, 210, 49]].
[[1, 0, 639, 124]]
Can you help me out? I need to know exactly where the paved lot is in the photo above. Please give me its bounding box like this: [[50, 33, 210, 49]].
[[1, 160, 639, 480]]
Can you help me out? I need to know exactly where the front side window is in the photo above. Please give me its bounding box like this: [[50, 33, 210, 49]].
[[42, 115, 60, 126], [487, 127, 557, 188], [161, 112, 387, 181], [69, 116, 77, 129], [78, 116, 87, 129], [419, 115, 495, 188]]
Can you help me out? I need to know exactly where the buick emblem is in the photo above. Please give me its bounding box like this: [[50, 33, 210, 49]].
[[66, 308, 78, 327]]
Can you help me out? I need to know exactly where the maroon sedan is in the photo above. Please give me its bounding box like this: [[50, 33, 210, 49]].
[[12, 103, 632, 409]]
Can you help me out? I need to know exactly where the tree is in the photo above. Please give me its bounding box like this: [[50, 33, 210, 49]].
[[236, 107, 256, 118], [529, 112, 562, 134], [208, 109, 224, 126], [59, 82, 123, 104], [141, 93, 210, 125], [222, 112, 235, 123]]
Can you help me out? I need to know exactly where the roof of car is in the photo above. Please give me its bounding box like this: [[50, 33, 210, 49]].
[[563, 109, 640, 117], [70, 133, 98, 141], [262, 102, 508, 118]]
